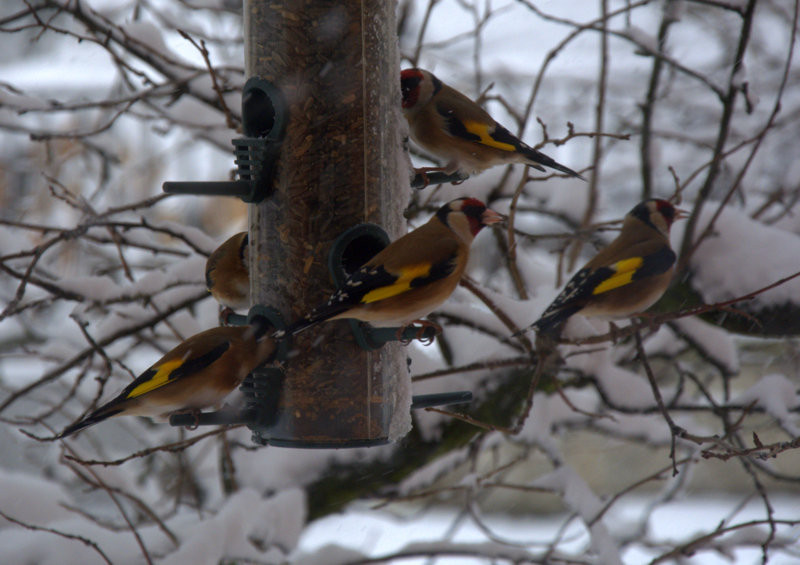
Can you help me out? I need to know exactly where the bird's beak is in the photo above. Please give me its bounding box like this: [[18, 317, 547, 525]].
[[674, 207, 690, 220], [482, 208, 507, 225]]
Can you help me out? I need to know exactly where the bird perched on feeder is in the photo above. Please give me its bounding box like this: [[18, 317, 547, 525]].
[[527, 199, 687, 337], [400, 68, 583, 181], [286, 197, 505, 338], [206, 232, 250, 312], [58, 322, 277, 438]]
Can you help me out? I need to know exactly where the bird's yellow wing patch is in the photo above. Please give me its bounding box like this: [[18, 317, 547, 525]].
[[127, 358, 185, 399], [463, 120, 516, 152], [361, 263, 432, 303], [592, 257, 644, 295]]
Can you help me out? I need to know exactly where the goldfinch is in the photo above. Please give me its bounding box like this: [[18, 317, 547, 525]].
[[287, 198, 504, 335], [206, 232, 249, 311], [58, 322, 276, 438], [401, 68, 583, 180], [530, 199, 687, 336]]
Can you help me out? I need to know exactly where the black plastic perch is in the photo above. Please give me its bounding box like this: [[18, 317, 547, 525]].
[[410, 391, 473, 409], [239, 306, 289, 438], [410, 170, 469, 190], [328, 223, 438, 350], [162, 77, 287, 203]]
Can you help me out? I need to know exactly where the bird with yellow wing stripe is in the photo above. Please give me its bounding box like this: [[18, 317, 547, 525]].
[[58, 321, 277, 438], [529, 199, 687, 336], [401, 68, 584, 181], [286, 198, 505, 338]]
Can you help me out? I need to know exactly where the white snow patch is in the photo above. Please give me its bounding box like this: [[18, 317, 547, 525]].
[[670, 316, 740, 375], [530, 465, 623, 565], [685, 204, 800, 307], [516, 392, 589, 456], [159, 488, 306, 565], [566, 343, 655, 409], [399, 447, 470, 495], [0, 471, 74, 528], [733, 373, 800, 436]]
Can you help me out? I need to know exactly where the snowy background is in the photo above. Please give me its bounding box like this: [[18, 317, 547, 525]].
[[2, 0, 800, 563]]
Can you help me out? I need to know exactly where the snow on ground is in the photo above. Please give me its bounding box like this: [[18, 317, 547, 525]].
[[297, 494, 800, 565]]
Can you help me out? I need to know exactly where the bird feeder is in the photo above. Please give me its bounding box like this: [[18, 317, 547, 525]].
[[164, 0, 473, 447], [242, 0, 411, 448]]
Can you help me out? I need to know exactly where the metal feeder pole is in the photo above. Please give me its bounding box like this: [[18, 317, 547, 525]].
[[244, 0, 409, 447]]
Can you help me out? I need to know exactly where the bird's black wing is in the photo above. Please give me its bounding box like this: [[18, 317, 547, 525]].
[[289, 253, 458, 335], [119, 341, 231, 401], [532, 266, 614, 335]]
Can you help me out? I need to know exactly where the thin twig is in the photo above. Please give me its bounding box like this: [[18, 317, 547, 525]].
[[0, 510, 113, 564]]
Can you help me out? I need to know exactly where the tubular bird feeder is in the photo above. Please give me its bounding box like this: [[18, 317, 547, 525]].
[[163, 0, 473, 447]]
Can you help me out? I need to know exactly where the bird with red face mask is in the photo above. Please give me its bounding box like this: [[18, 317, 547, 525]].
[[58, 322, 277, 438], [528, 199, 687, 337], [287, 198, 505, 337], [401, 68, 583, 181]]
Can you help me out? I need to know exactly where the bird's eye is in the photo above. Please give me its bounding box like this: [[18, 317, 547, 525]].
[[656, 200, 675, 221], [401, 76, 421, 98]]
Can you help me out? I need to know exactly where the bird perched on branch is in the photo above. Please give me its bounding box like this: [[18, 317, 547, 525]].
[[286, 197, 505, 338], [401, 68, 583, 181], [206, 232, 250, 312], [528, 199, 687, 337], [58, 321, 276, 438]]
